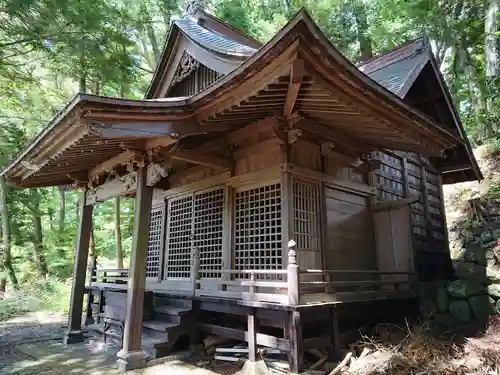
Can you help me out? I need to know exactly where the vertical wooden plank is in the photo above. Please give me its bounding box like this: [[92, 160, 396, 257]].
[[222, 183, 233, 284], [281, 171, 293, 267], [248, 308, 258, 362], [64, 190, 93, 344], [116, 167, 153, 372], [420, 160, 432, 249], [319, 182, 327, 271], [158, 198, 168, 281], [288, 310, 304, 374], [402, 157, 410, 197]]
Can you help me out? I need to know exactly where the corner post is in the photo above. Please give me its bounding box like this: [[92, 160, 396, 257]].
[[287, 239, 299, 306], [116, 167, 153, 372], [64, 190, 93, 345]]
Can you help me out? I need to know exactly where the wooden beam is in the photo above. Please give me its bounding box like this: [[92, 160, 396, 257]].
[[283, 59, 305, 116], [86, 172, 137, 205], [169, 150, 231, 170], [198, 323, 289, 351], [372, 195, 420, 212], [320, 143, 359, 166], [440, 163, 472, 174], [89, 150, 142, 180], [116, 167, 152, 371], [145, 136, 177, 150], [88, 120, 228, 139], [64, 191, 93, 345]]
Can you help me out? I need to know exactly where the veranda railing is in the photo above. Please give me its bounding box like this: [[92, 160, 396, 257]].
[[88, 241, 415, 305]]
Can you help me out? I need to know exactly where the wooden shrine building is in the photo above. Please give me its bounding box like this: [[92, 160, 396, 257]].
[[1, 7, 481, 374]]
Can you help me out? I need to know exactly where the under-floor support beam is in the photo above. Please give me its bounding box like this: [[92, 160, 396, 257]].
[[64, 191, 93, 345], [116, 167, 153, 372]]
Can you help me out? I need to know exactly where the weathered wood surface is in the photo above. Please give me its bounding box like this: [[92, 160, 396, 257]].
[[324, 187, 376, 276], [118, 167, 153, 360], [66, 191, 93, 337]]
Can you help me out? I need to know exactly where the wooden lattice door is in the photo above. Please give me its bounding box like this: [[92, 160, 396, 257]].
[[233, 183, 282, 278], [164, 187, 224, 283], [146, 203, 165, 279]]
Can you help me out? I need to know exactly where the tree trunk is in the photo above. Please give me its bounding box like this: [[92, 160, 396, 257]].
[[58, 186, 66, 233], [30, 189, 48, 278], [33, 213, 48, 278], [0, 176, 18, 289], [485, 0, 499, 131], [353, 0, 373, 62], [115, 197, 124, 269], [0, 278, 6, 296], [457, 40, 491, 137]]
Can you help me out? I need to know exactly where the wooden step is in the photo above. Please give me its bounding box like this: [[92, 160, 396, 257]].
[[154, 305, 191, 316], [142, 319, 179, 332]]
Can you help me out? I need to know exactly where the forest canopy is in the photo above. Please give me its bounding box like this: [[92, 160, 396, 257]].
[[0, 0, 498, 300]]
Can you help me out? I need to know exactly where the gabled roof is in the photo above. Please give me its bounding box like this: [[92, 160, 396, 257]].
[[146, 7, 260, 99], [175, 17, 257, 57], [359, 38, 482, 183], [1, 9, 462, 188], [360, 38, 429, 97]]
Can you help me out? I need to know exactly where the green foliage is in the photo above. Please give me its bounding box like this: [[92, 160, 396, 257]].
[[0, 277, 71, 320]]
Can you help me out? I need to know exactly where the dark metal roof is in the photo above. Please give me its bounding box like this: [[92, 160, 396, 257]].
[[175, 17, 257, 57], [359, 38, 482, 183], [359, 38, 428, 96]]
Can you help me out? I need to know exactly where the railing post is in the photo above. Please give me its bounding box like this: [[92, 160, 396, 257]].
[[287, 239, 299, 306], [84, 254, 98, 326], [249, 272, 256, 294], [191, 246, 200, 296]]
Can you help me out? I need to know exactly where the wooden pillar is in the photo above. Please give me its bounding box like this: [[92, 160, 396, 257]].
[[64, 190, 93, 345], [116, 167, 153, 372], [330, 305, 341, 359], [287, 239, 299, 305], [287, 310, 303, 374], [248, 307, 258, 362]]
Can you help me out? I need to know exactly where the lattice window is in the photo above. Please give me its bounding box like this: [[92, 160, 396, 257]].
[[146, 204, 164, 278], [293, 179, 320, 251], [165, 196, 193, 279], [194, 188, 224, 279], [234, 184, 282, 274]]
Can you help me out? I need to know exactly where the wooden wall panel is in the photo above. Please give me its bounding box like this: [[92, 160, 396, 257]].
[[324, 159, 366, 184], [372, 150, 451, 281], [290, 140, 321, 172], [169, 166, 224, 189], [234, 141, 282, 176], [324, 187, 376, 278]]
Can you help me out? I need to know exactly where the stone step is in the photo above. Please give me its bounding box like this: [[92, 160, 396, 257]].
[[142, 319, 179, 332], [154, 296, 192, 310], [154, 305, 191, 316]]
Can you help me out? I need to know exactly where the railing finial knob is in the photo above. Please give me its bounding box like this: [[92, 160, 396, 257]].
[[288, 239, 297, 265]]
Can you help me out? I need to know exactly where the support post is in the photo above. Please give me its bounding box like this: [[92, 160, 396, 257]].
[[248, 307, 258, 362], [191, 246, 200, 296], [64, 190, 93, 345], [330, 305, 341, 360], [287, 239, 299, 306], [287, 310, 303, 374], [116, 167, 153, 372]]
